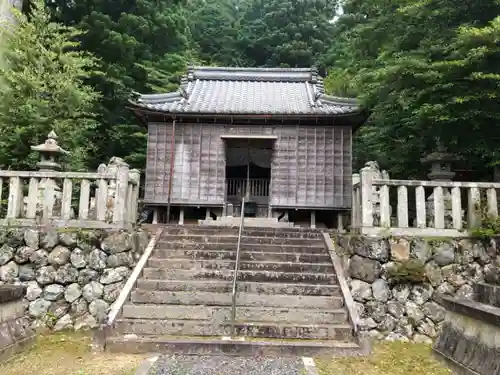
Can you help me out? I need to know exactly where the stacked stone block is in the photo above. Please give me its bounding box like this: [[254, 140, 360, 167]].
[[0, 228, 149, 331], [333, 235, 500, 343], [0, 284, 35, 361]]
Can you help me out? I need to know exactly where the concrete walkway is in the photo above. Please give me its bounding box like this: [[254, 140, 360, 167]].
[[142, 355, 312, 375]]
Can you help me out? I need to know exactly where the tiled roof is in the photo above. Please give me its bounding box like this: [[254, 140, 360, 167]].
[[129, 66, 361, 116]]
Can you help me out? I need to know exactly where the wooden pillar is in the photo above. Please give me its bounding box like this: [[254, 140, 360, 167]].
[[310, 211, 316, 229], [205, 208, 211, 220], [152, 208, 159, 224], [179, 207, 184, 225]]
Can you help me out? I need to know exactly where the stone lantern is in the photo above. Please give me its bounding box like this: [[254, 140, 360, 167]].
[[29, 131, 70, 217], [421, 143, 457, 181], [420, 142, 460, 228]]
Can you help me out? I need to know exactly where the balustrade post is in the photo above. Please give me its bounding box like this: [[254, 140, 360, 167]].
[[379, 185, 390, 227], [415, 186, 426, 228], [433, 186, 445, 229], [397, 186, 409, 228], [127, 168, 140, 224], [467, 187, 481, 228], [95, 164, 108, 221], [451, 186, 462, 230], [360, 165, 375, 228], [351, 173, 360, 229], [6, 177, 22, 219], [487, 188, 498, 219]]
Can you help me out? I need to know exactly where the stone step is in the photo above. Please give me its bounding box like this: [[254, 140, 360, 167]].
[[236, 307, 348, 324], [154, 242, 327, 254], [131, 290, 232, 306], [115, 318, 226, 337], [121, 304, 348, 324], [136, 279, 341, 296], [105, 335, 365, 357], [122, 304, 228, 321], [114, 319, 352, 340], [230, 322, 354, 341], [130, 290, 344, 309], [147, 258, 236, 270], [141, 268, 337, 284], [239, 261, 333, 273], [152, 249, 331, 263], [157, 235, 323, 246], [161, 225, 322, 238], [146, 258, 334, 274], [199, 219, 297, 229]]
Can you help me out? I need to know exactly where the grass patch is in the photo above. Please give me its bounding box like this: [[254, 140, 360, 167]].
[[0, 331, 145, 375], [315, 341, 451, 375]]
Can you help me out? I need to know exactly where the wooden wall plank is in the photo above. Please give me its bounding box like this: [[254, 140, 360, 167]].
[[146, 122, 353, 209]]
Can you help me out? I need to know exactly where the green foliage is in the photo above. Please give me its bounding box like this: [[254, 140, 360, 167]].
[[324, 0, 500, 178], [0, 0, 100, 171], [1, 0, 498, 183], [386, 259, 427, 285], [238, 0, 338, 68], [470, 217, 500, 239], [470, 193, 500, 239], [188, 0, 246, 66], [46, 0, 193, 170]]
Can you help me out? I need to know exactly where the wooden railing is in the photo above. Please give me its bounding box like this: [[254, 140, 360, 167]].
[[226, 178, 270, 197], [352, 167, 500, 237], [0, 160, 140, 229]]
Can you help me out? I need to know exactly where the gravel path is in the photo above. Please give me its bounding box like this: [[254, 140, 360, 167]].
[[147, 355, 305, 375]]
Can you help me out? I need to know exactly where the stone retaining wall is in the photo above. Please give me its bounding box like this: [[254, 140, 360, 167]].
[[433, 283, 500, 374], [0, 284, 35, 360], [333, 235, 500, 343], [0, 228, 150, 331]]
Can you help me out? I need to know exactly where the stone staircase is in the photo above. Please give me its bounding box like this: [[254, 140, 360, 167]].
[[198, 217, 298, 228], [105, 225, 366, 357]]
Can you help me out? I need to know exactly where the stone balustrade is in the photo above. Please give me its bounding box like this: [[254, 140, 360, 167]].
[[0, 284, 35, 361], [0, 132, 141, 230], [0, 160, 140, 229], [352, 165, 500, 237]]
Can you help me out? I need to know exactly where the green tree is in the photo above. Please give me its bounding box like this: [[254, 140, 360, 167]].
[[0, 0, 100, 171], [188, 0, 246, 66], [238, 0, 338, 68], [46, 0, 193, 169], [324, 0, 500, 179]]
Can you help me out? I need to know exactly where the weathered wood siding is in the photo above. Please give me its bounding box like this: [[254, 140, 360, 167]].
[[270, 126, 352, 208], [145, 123, 352, 209], [145, 122, 225, 204]]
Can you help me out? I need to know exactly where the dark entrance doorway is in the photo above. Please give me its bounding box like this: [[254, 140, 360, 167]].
[[223, 137, 274, 217]]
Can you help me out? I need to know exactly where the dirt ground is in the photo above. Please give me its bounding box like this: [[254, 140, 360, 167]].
[[0, 331, 145, 375]]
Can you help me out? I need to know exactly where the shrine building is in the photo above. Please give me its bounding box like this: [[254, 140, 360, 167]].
[[128, 66, 367, 228]]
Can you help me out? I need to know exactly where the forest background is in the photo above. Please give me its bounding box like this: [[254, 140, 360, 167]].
[[1, 0, 500, 181]]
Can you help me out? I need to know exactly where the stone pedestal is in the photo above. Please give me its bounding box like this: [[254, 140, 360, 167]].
[[98, 157, 129, 223], [433, 282, 500, 375], [0, 285, 35, 361]]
